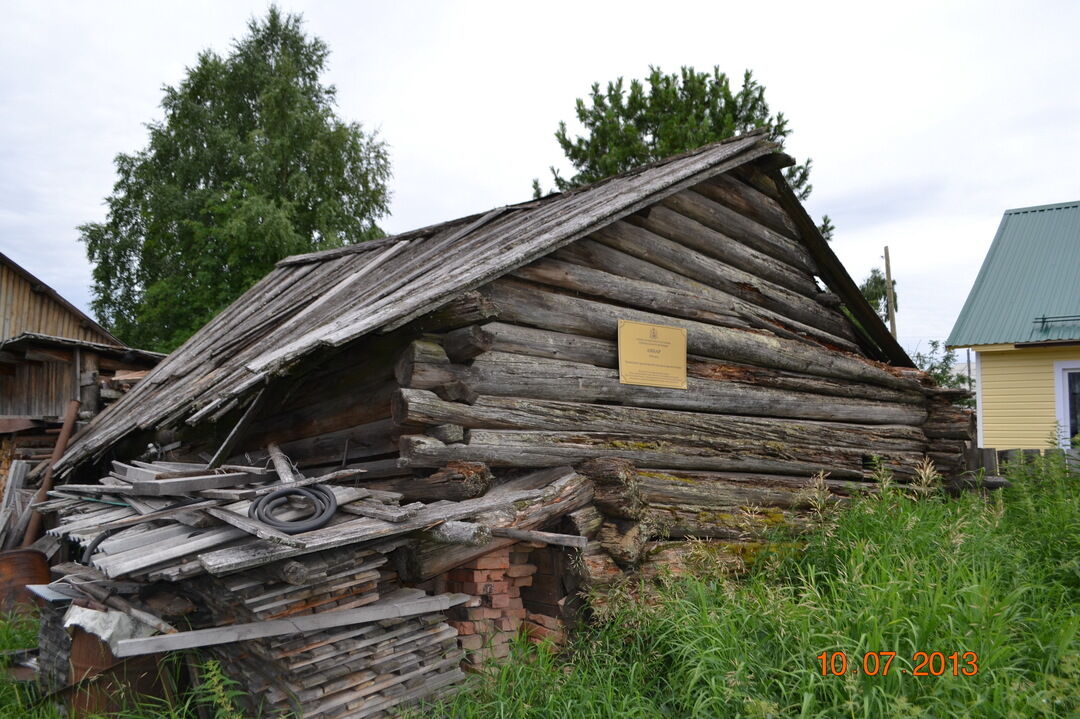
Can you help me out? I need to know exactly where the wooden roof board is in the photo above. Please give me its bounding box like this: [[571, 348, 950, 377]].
[[57, 132, 894, 473]]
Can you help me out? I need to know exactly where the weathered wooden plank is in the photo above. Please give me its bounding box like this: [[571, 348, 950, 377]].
[[113, 589, 470, 657], [420, 520, 492, 546], [397, 468, 592, 580], [92, 526, 248, 577], [197, 482, 552, 575], [651, 185, 815, 270], [339, 501, 423, 523], [119, 472, 261, 497]]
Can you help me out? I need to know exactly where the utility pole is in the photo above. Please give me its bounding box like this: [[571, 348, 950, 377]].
[[883, 246, 897, 338]]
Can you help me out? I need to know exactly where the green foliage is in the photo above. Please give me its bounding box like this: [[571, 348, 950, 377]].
[[858, 266, 898, 324], [541, 67, 812, 201], [913, 340, 974, 406], [80, 6, 391, 352], [0, 612, 62, 717], [435, 459, 1080, 718], [0, 647, 259, 718], [817, 214, 835, 243]]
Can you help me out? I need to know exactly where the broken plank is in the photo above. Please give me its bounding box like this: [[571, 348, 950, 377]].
[[339, 501, 423, 523]]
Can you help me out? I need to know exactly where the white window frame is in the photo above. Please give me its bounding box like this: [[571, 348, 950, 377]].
[[1053, 360, 1080, 448]]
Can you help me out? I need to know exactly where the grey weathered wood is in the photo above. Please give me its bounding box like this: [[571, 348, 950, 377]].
[[266, 442, 299, 483], [112, 589, 470, 657], [110, 462, 161, 482], [489, 527, 588, 549], [92, 526, 248, 577], [555, 239, 858, 351], [197, 483, 550, 575], [339, 501, 423, 523], [397, 468, 592, 580], [126, 472, 261, 497], [309, 458, 408, 481], [657, 184, 815, 270], [56, 136, 771, 474], [693, 174, 800, 239], [481, 278, 917, 393], [394, 388, 928, 450], [207, 387, 267, 468], [401, 431, 920, 479], [204, 507, 307, 548], [589, 220, 850, 339], [399, 353, 926, 426], [427, 423, 465, 444], [513, 257, 751, 330], [356, 462, 494, 502], [421, 520, 492, 546], [566, 506, 603, 539], [394, 339, 451, 388], [647, 198, 818, 296], [431, 323, 917, 405]]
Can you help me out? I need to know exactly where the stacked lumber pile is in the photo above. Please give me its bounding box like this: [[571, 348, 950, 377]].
[[38, 450, 592, 716], [188, 544, 467, 718]]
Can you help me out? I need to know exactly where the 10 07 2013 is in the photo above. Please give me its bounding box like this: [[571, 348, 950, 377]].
[[816, 651, 979, 677]]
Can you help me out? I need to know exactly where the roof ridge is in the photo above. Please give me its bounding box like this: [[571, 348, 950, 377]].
[[1003, 200, 1080, 215]]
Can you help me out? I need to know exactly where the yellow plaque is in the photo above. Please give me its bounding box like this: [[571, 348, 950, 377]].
[[617, 320, 687, 389]]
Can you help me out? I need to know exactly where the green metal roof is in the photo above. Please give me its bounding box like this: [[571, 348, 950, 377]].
[[948, 200, 1080, 347]]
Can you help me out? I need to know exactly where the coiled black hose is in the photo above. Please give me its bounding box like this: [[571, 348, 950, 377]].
[[248, 485, 337, 534]]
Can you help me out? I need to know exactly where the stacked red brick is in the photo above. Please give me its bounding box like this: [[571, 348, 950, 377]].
[[443, 546, 535, 664]]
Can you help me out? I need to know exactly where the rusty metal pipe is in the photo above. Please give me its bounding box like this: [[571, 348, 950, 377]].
[[21, 398, 81, 547]]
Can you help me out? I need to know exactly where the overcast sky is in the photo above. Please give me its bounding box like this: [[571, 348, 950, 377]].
[[2, 0, 1077, 355]]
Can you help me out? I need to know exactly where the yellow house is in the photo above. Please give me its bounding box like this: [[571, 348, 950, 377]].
[[948, 201, 1080, 450]]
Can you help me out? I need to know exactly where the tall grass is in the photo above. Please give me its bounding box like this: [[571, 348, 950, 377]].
[[437, 456, 1080, 718]]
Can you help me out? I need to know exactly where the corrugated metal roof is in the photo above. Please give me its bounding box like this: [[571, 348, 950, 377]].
[[947, 200, 1080, 347]]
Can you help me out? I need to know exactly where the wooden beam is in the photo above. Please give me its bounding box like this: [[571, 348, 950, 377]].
[[489, 527, 588, 549], [112, 589, 471, 657], [207, 387, 267, 469]]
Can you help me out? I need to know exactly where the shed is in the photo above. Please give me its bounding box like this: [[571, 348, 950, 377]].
[[0, 252, 119, 345], [0, 256, 162, 503], [39, 133, 972, 717], [947, 200, 1080, 449]]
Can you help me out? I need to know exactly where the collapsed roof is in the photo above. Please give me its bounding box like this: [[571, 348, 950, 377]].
[[57, 132, 910, 473]]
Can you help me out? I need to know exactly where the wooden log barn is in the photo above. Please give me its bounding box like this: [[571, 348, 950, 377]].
[[31, 132, 973, 717]]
